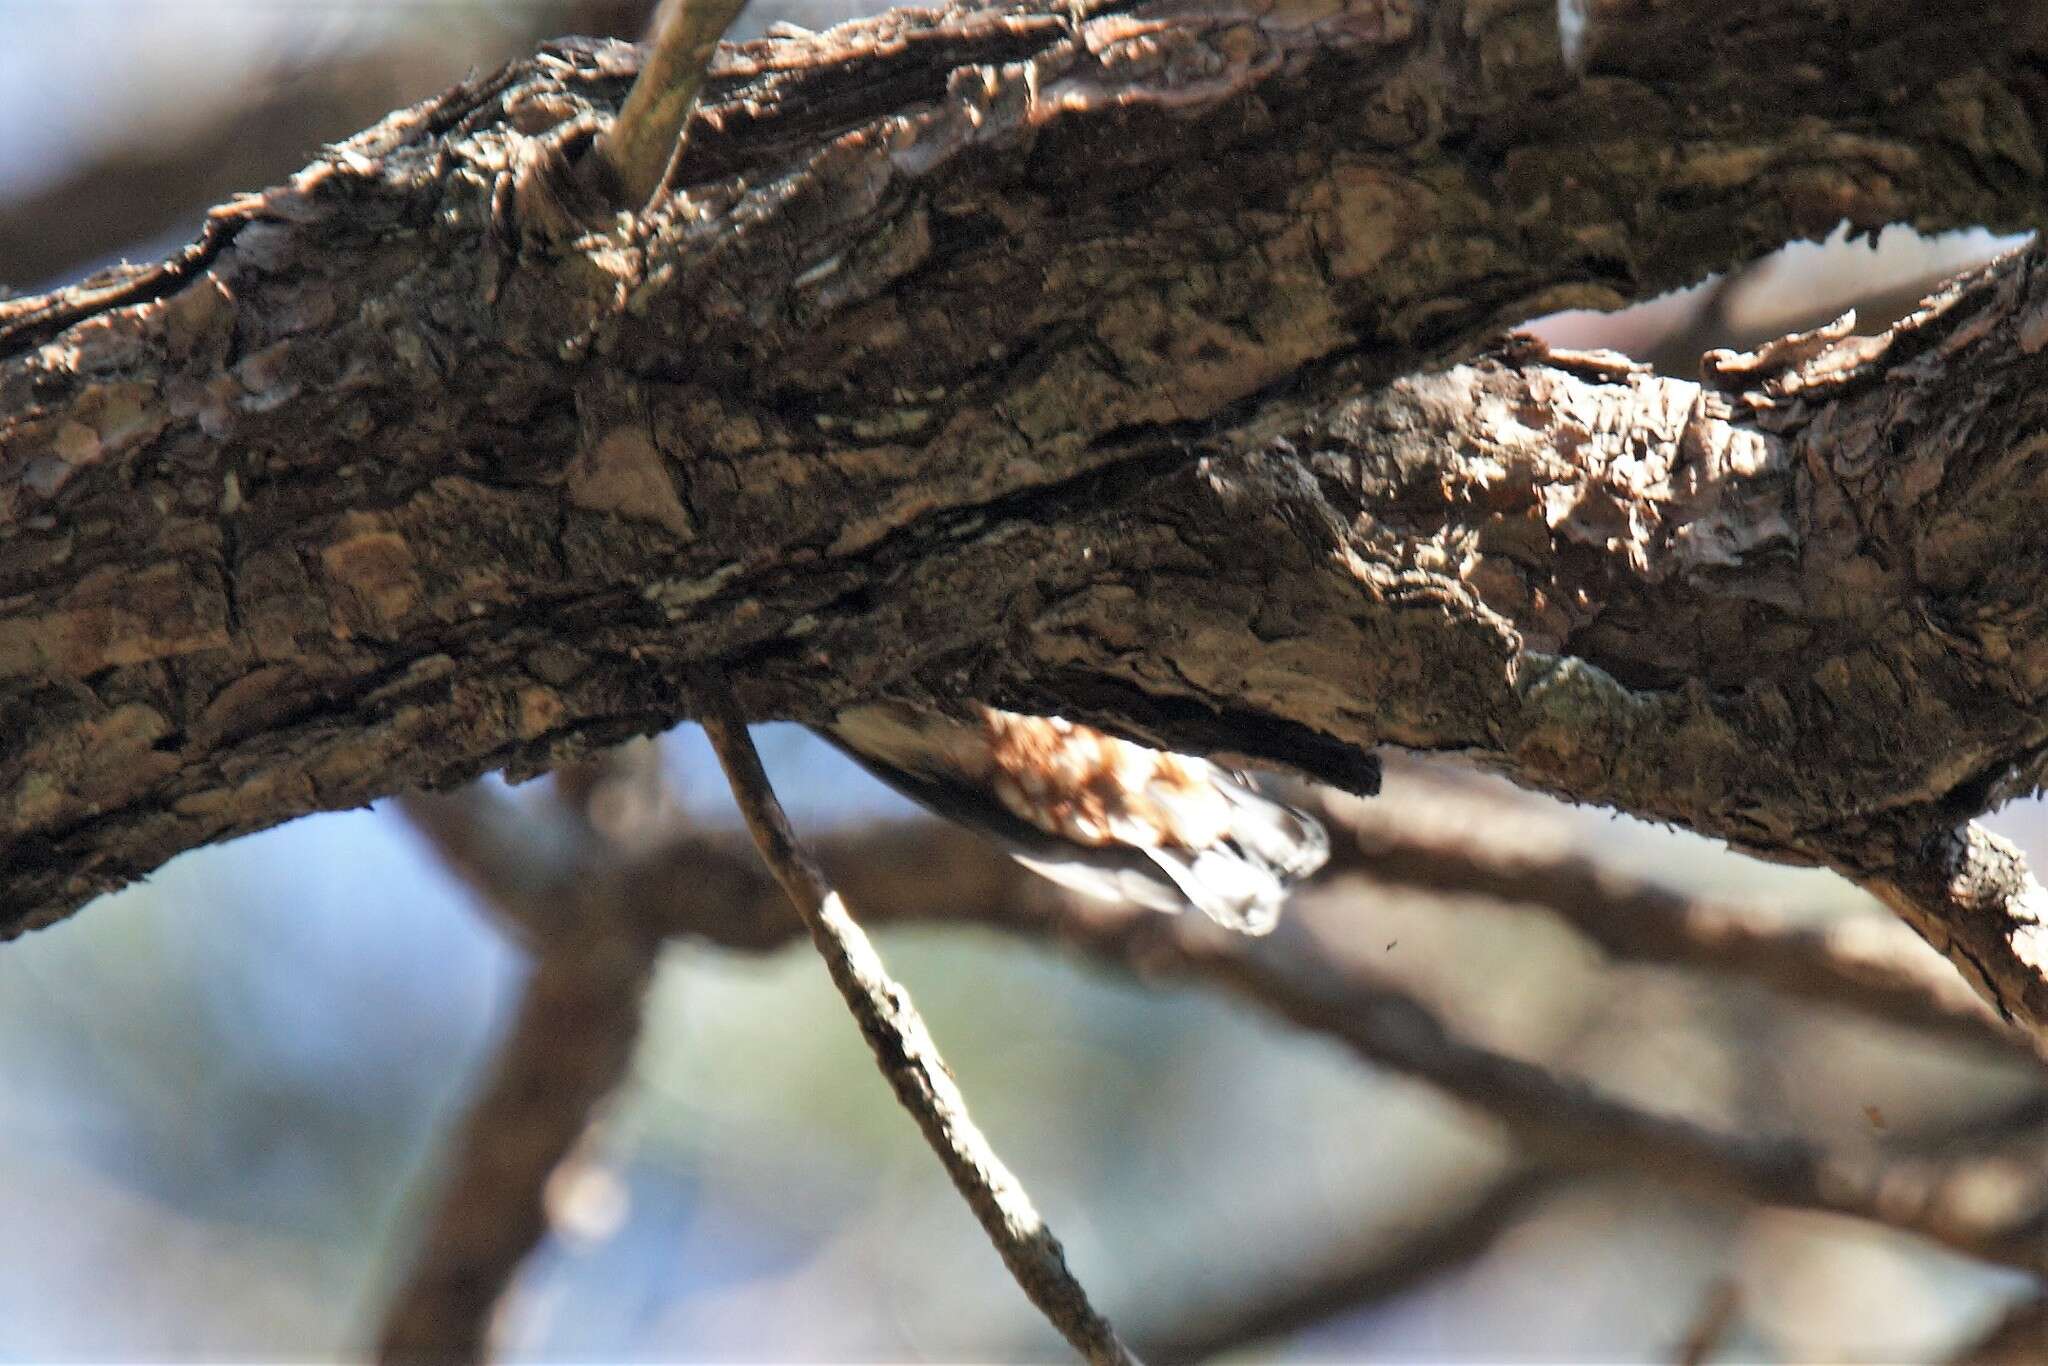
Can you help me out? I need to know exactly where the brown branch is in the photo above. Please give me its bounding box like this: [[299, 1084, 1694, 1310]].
[[493, 803, 2046, 1278], [701, 710, 1138, 1366], [1314, 781, 2027, 1055], [1092, 911, 2048, 1277], [1136, 1167, 1562, 1363], [1892, 1090, 2048, 1156], [380, 746, 674, 1360], [1674, 1279, 1743, 1366], [1865, 826, 2048, 1060], [376, 924, 656, 1364], [6, 3, 2048, 1049]]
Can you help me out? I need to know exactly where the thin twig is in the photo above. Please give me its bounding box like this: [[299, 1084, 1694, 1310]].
[[1138, 1167, 1561, 1363], [592, 0, 749, 208], [701, 707, 1139, 1366], [1316, 786, 2025, 1055]]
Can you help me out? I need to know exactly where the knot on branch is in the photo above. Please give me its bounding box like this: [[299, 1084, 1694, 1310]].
[[508, 116, 624, 244]]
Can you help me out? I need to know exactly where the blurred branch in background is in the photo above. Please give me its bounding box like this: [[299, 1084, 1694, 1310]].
[[0, 0, 658, 289], [380, 743, 674, 1361], [1954, 1291, 2048, 1365], [1135, 1165, 1562, 1363], [1322, 760, 2026, 1055], [1673, 1278, 1743, 1366], [390, 740, 2047, 1356]]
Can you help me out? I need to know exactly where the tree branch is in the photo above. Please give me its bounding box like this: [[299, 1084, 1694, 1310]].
[[376, 925, 656, 1363], [5, 2, 2048, 1045], [1315, 778, 2028, 1054], [462, 797, 2045, 1277], [1135, 1167, 1562, 1362], [379, 747, 675, 1360]]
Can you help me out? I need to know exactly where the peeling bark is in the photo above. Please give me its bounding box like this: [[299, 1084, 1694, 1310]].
[[3, 2, 2048, 1036]]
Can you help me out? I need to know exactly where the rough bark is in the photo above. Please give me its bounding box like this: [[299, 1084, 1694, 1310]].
[[4, 2, 2048, 1031]]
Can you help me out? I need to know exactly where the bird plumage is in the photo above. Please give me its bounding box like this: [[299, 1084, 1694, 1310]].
[[821, 703, 1328, 934]]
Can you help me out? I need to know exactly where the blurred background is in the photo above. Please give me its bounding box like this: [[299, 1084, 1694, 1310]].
[[0, 2, 2041, 1360]]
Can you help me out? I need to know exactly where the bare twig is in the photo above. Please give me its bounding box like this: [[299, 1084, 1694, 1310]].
[[1138, 1167, 1561, 1363], [701, 708, 1138, 1366], [592, 0, 749, 208], [1317, 784, 2026, 1055]]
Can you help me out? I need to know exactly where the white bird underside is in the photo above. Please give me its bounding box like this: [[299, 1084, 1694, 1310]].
[[821, 702, 1329, 934]]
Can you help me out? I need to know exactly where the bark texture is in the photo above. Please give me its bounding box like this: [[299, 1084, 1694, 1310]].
[[3, 2, 2048, 1030]]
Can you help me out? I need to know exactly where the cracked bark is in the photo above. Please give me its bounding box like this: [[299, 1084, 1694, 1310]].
[[4, 1, 2048, 1040]]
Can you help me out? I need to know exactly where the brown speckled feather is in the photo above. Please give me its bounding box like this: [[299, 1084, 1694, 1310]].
[[822, 702, 1328, 934]]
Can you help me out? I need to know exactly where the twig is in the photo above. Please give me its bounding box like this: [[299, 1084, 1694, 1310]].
[[591, 0, 749, 208], [701, 707, 1138, 1366], [1138, 1167, 1561, 1363], [1316, 786, 2026, 1055]]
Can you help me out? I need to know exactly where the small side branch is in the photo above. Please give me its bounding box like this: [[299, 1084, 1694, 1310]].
[[702, 708, 1137, 1366], [592, 0, 748, 207], [1863, 825, 2048, 1061]]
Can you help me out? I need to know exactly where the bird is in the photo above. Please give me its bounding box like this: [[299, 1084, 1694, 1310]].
[[821, 702, 1330, 934]]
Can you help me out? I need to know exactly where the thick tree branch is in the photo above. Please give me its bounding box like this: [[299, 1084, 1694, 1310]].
[[5, 2, 2048, 1042]]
